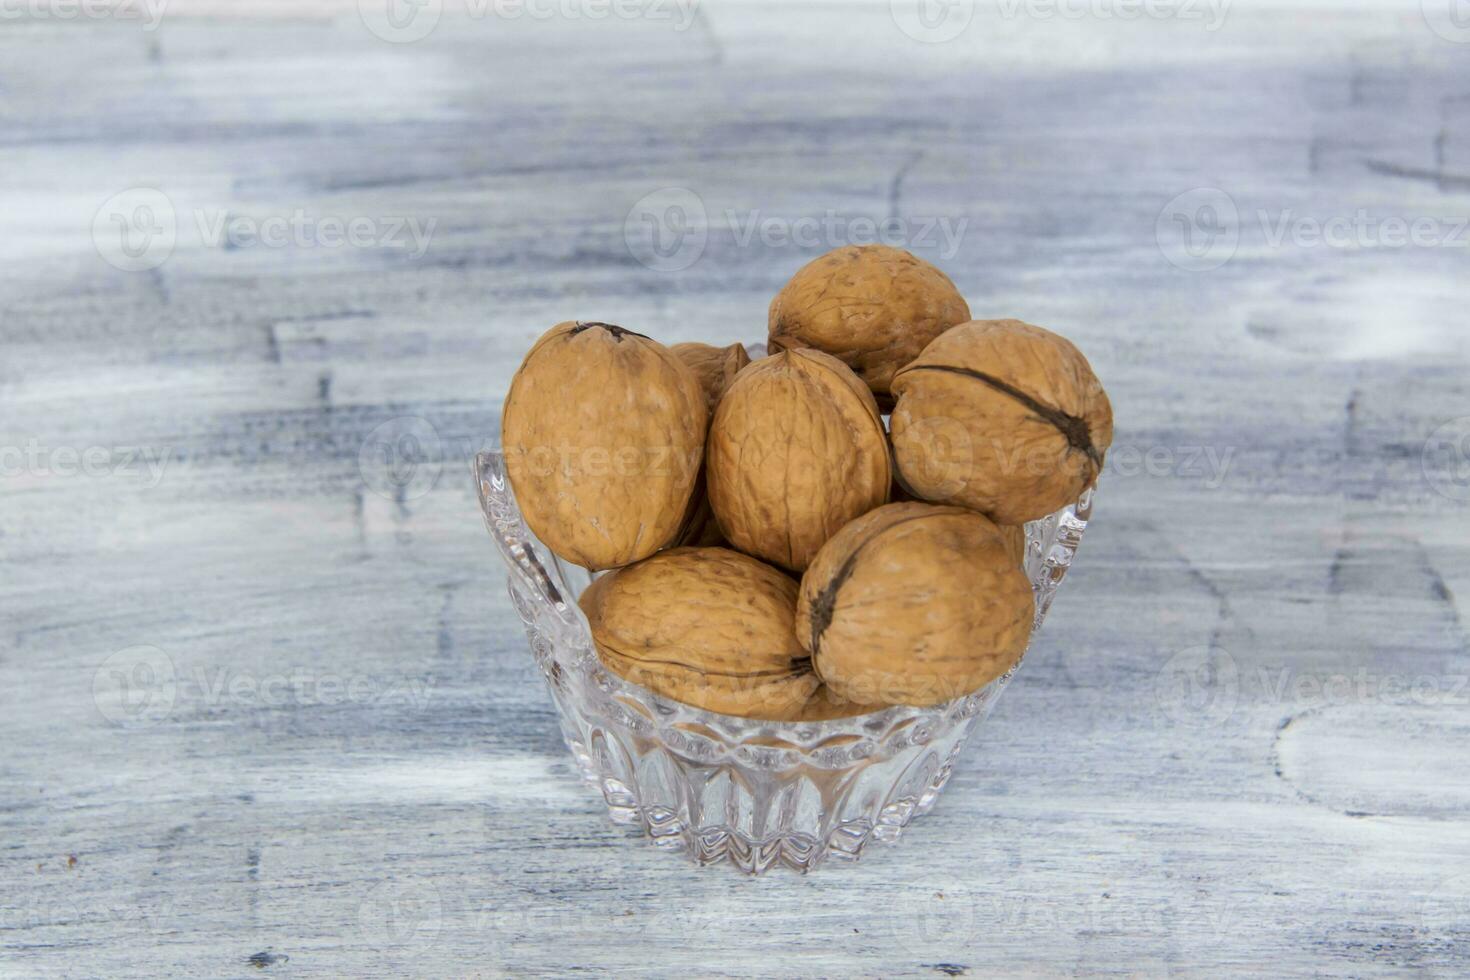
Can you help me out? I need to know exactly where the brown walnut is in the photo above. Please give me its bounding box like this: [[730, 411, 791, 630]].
[[768, 245, 970, 407], [670, 342, 752, 414], [672, 472, 726, 549], [578, 547, 819, 720], [999, 523, 1027, 568], [889, 319, 1113, 525], [668, 342, 750, 548], [796, 502, 1034, 708], [792, 684, 887, 721], [706, 348, 891, 572], [501, 321, 707, 570]]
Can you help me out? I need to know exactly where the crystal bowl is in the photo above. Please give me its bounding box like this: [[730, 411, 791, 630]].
[[476, 451, 1093, 873]]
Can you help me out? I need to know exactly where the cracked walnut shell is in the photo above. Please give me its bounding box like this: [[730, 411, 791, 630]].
[[890, 319, 1112, 526], [706, 348, 891, 572], [578, 547, 819, 720], [768, 245, 970, 405], [501, 321, 707, 570], [796, 502, 1034, 708]]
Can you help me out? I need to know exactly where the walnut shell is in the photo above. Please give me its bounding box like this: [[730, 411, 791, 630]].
[[672, 471, 726, 549], [578, 547, 819, 720], [768, 245, 970, 406], [796, 502, 1034, 708], [668, 341, 750, 549], [706, 348, 891, 572], [999, 523, 1027, 568], [792, 684, 886, 721], [502, 321, 707, 570], [890, 319, 1113, 525], [670, 342, 752, 414]]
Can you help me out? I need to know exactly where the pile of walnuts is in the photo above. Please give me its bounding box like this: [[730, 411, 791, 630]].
[[502, 245, 1112, 721]]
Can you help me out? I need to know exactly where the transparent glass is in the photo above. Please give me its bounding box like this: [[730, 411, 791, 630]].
[[476, 452, 1093, 873]]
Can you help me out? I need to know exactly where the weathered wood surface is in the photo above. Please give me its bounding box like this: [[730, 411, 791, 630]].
[[2, 1, 1469, 976]]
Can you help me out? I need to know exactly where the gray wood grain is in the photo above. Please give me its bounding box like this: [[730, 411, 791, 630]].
[[2, 1, 1469, 976]]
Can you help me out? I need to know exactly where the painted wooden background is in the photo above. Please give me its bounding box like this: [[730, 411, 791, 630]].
[[2, 0, 1468, 975]]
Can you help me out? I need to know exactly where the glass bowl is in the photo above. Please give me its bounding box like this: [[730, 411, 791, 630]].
[[475, 451, 1093, 873]]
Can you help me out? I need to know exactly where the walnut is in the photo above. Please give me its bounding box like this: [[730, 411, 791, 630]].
[[792, 684, 886, 721], [796, 502, 1034, 708], [768, 245, 970, 407], [706, 348, 891, 572], [578, 547, 819, 720], [501, 321, 707, 570], [890, 319, 1112, 525], [668, 342, 750, 548], [999, 523, 1027, 568], [672, 472, 726, 549], [670, 342, 752, 414]]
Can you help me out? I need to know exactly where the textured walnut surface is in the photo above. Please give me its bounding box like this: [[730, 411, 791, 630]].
[[578, 547, 819, 719], [670, 341, 752, 413], [706, 348, 891, 572], [891, 319, 1114, 525], [768, 244, 970, 405], [502, 321, 708, 570], [798, 502, 1034, 707]]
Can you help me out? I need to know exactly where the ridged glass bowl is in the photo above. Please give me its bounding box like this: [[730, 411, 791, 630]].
[[476, 451, 1093, 873]]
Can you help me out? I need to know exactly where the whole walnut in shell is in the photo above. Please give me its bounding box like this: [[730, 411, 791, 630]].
[[796, 502, 1034, 708], [706, 348, 891, 572], [768, 245, 971, 407], [890, 319, 1112, 526], [578, 547, 819, 720], [671, 342, 751, 413], [502, 321, 707, 570]]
